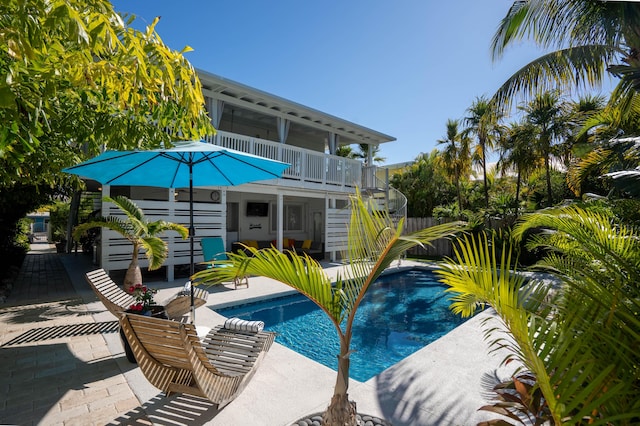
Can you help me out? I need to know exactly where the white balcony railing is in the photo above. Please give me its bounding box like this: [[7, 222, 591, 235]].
[[203, 131, 362, 190]]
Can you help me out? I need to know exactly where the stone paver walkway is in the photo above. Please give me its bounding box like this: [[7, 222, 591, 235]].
[[0, 243, 149, 425]]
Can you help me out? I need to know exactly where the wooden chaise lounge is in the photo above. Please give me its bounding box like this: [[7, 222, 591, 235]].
[[119, 314, 275, 408], [85, 268, 209, 320]]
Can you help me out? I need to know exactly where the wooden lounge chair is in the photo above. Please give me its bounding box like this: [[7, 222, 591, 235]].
[[200, 237, 249, 289], [119, 314, 275, 408], [85, 268, 209, 320]]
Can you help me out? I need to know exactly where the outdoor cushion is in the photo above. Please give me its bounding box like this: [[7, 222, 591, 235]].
[[243, 240, 259, 249], [301, 239, 312, 250], [224, 317, 265, 332]]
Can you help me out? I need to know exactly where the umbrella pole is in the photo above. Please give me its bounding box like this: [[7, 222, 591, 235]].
[[189, 162, 195, 324]]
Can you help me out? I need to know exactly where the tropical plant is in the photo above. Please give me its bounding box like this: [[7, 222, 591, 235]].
[[192, 191, 465, 426], [437, 206, 640, 424], [464, 96, 504, 209], [498, 121, 540, 217], [0, 0, 214, 265], [48, 200, 71, 244], [73, 196, 188, 289], [557, 94, 605, 168], [490, 0, 639, 111], [437, 119, 472, 214], [335, 145, 356, 158], [352, 143, 386, 165], [519, 91, 571, 207], [389, 150, 455, 217]]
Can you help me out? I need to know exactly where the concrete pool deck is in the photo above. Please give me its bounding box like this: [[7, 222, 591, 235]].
[[0, 245, 516, 425]]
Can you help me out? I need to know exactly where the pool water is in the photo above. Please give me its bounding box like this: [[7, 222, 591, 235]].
[[217, 268, 467, 381]]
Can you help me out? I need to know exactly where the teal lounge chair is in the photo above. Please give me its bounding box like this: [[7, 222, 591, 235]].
[[200, 237, 249, 289]]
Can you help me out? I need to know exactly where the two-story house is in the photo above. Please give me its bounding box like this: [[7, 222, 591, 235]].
[[97, 70, 405, 279]]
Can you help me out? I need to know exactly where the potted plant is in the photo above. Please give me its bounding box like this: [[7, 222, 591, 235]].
[[48, 201, 70, 253], [73, 195, 188, 290], [193, 191, 464, 425]]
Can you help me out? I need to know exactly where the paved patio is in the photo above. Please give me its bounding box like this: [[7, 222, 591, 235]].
[[0, 242, 515, 425]]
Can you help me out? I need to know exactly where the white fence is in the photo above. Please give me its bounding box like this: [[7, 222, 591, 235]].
[[99, 199, 225, 280]]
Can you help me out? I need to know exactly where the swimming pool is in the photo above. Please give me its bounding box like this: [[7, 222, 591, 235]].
[[217, 268, 467, 381]]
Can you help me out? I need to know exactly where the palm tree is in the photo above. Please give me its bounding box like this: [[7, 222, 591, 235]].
[[498, 121, 539, 217], [73, 195, 188, 289], [557, 94, 606, 169], [464, 96, 503, 208], [192, 191, 464, 426], [437, 206, 640, 424], [352, 143, 386, 165], [491, 0, 640, 113], [335, 145, 356, 158], [437, 119, 472, 214], [519, 91, 569, 207]]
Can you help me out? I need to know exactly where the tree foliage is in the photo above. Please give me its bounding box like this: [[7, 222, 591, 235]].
[[0, 0, 214, 260], [389, 150, 454, 217], [0, 0, 215, 188]]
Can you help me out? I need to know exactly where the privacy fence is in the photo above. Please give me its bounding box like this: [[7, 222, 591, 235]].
[[402, 217, 455, 258]]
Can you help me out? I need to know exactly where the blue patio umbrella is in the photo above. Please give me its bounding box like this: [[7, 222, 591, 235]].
[[63, 140, 289, 322]]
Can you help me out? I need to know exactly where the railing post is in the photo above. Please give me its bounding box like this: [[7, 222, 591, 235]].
[[301, 150, 307, 184]]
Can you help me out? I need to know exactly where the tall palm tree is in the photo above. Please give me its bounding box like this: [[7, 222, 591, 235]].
[[73, 195, 188, 289], [192, 191, 464, 426], [498, 121, 539, 217], [437, 119, 472, 214], [491, 0, 640, 113], [437, 206, 640, 424], [464, 96, 503, 208], [519, 91, 569, 207]]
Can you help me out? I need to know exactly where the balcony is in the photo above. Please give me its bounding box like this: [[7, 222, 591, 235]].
[[203, 131, 362, 192]]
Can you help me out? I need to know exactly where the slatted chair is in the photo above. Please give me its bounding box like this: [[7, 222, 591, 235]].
[[119, 314, 275, 408], [200, 237, 249, 289], [85, 268, 209, 320]]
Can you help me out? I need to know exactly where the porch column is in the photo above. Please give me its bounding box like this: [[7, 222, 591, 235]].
[[277, 193, 284, 251], [367, 144, 373, 166], [328, 133, 339, 155], [207, 98, 225, 128], [167, 189, 176, 282], [276, 117, 290, 144], [328, 196, 336, 262]]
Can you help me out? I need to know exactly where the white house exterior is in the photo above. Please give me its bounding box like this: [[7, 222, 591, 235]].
[[97, 70, 405, 279]]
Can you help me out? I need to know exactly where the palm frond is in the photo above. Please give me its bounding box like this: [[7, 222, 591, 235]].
[[147, 220, 189, 239], [492, 45, 617, 112], [105, 195, 147, 235], [72, 215, 133, 242], [436, 232, 561, 421], [139, 236, 168, 270]]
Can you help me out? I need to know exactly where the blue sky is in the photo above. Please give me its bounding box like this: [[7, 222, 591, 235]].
[[112, 0, 615, 165]]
